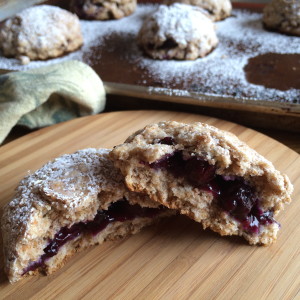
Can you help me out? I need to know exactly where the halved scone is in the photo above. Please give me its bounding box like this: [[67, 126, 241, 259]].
[[2, 148, 172, 283], [110, 121, 293, 245]]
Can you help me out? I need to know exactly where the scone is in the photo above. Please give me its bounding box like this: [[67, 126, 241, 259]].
[[263, 0, 300, 36], [110, 122, 293, 245], [164, 0, 232, 21], [0, 5, 83, 64], [137, 3, 218, 60], [70, 0, 136, 20], [2, 148, 172, 283]]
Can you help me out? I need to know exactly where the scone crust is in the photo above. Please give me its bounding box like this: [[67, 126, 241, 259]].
[[137, 3, 218, 60], [164, 0, 232, 21], [0, 5, 83, 61], [110, 121, 293, 245], [1, 148, 166, 283], [70, 0, 137, 20], [263, 0, 300, 36]]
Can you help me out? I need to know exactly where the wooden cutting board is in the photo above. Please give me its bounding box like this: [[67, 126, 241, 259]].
[[0, 111, 299, 300]]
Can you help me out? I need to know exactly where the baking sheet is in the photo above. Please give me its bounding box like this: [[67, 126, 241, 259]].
[[0, 1, 299, 116]]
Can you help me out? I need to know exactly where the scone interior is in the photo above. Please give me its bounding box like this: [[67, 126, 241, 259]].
[[1, 149, 171, 283], [110, 121, 293, 245]]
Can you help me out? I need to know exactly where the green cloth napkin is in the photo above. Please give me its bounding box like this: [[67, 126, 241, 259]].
[[0, 60, 106, 144]]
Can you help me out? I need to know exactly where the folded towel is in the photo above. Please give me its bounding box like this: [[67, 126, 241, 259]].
[[0, 60, 106, 144]]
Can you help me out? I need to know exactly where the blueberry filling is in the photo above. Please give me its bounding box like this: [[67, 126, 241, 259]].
[[159, 137, 175, 145], [147, 39, 178, 51], [157, 39, 178, 50], [149, 151, 218, 194], [147, 144, 275, 234], [22, 200, 164, 275]]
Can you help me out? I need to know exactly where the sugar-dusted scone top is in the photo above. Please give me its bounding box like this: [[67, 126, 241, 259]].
[[2, 148, 168, 283], [110, 121, 293, 245], [164, 0, 232, 21], [0, 5, 83, 63], [138, 3, 218, 60]]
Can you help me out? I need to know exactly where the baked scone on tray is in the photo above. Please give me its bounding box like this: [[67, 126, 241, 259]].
[[163, 0, 232, 21], [137, 3, 218, 60], [70, 0, 137, 20], [263, 0, 300, 37], [110, 121, 293, 246], [2, 148, 173, 283], [0, 5, 83, 64]]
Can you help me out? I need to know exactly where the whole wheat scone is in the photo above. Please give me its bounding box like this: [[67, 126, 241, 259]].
[[137, 3, 218, 60], [0, 5, 83, 64], [2, 148, 172, 283], [164, 0, 232, 21], [110, 122, 293, 246], [70, 0, 136, 20], [263, 0, 300, 36]]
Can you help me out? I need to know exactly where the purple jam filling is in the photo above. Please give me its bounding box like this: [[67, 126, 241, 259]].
[[158, 39, 178, 50], [147, 145, 275, 234], [159, 137, 175, 145], [149, 151, 219, 195], [23, 200, 164, 275]]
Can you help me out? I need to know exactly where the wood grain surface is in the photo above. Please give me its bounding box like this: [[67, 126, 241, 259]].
[[0, 111, 299, 300]]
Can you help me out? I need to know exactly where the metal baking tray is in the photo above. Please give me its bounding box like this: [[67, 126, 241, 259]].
[[0, 1, 299, 118]]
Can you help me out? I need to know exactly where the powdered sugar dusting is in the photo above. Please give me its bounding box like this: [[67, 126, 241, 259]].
[[0, 5, 83, 60], [16, 5, 74, 49], [142, 3, 216, 45], [0, 5, 154, 69], [0, 5, 299, 103], [2, 148, 124, 233], [138, 9, 300, 102], [1, 148, 129, 277], [148, 87, 191, 97], [37, 148, 109, 208]]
